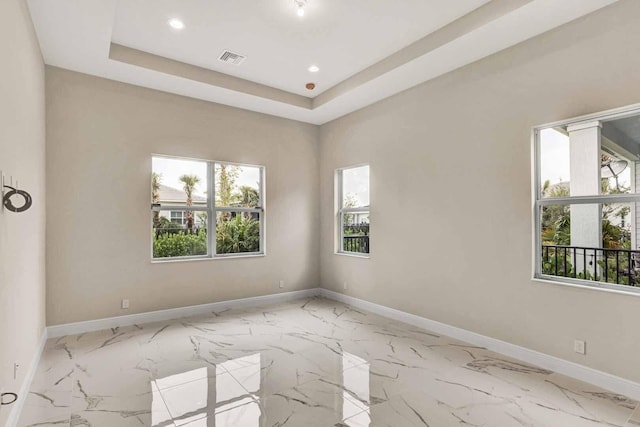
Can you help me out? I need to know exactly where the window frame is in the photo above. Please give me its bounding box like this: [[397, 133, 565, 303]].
[[151, 155, 265, 262], [336, 164, 370, 258], [533, 103, 640, 295]]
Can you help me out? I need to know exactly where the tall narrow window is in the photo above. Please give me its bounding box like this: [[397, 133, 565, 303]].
[[152, 156, 209, 259], [152, 156, 264, 260], [337, 165, 370, 255], [214, 163, 263, 256]]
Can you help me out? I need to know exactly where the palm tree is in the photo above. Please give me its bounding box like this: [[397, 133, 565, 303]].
[[152, 172, 162, 229], [179, 174, 201, 231], [238, 186, 259, 208]]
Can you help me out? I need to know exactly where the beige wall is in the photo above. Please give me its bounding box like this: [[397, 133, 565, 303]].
[[45, 68, 320, 325], [0, 0, 46, 424], [319, 0, 640, 383]]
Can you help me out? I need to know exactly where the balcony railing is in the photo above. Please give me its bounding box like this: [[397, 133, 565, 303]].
[[343, 223, 370, 254], [542, 245, 640, 287], [154, 225, 205, 238], [343, 235, 370, 254]]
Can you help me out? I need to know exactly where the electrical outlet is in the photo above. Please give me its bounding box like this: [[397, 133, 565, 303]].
[[13, 363, 19, 380], [279, 280, 284, 289], [574, 339, 586, 355], [121, 299, 130, 309], [343, 281, 348, 290]]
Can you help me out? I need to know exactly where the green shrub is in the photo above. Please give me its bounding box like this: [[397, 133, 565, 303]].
[[216, 214, 260, 254], [153, 214, 260, 257], [153, 229, 207, 258]]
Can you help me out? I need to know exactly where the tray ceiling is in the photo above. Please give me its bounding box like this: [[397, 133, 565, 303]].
[[28, 0, 618, 124]]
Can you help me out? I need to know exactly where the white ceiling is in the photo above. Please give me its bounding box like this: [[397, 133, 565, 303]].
[[28, 0, 619, 125], [111, 0, 490, 97]]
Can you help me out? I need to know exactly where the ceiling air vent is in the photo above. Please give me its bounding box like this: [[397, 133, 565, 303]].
[[218, 50, 246, 65]]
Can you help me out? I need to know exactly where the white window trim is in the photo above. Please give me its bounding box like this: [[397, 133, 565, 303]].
[[532, 103, 640, 295], [336, 164, 370, 258], [151, 155, 265, 262]]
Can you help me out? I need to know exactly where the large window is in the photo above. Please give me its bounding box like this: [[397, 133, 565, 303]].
[[534, 107, 640, 293], [337, 165, 370, 255], [152, 156, 264, 260]]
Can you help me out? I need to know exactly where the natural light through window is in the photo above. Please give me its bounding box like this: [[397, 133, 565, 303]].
[[342, 352, 370, 426], [535, 113, 640, 293], [337, 165, 370, 255], [152, 356, 261, 426], [151, 155, 264, 260]]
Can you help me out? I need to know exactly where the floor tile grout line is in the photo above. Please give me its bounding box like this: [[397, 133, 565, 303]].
[[154, 380, 183, 427]]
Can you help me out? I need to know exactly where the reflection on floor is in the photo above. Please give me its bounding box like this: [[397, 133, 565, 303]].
[[18, 297, 639, 426]]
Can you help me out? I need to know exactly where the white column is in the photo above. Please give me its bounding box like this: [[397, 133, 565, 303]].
[[568, 121, 601, 278], [634, 161, 640, 250]]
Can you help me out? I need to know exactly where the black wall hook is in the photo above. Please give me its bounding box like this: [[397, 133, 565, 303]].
[[3, 185, 32, 213], [1, 392, 17, 405]]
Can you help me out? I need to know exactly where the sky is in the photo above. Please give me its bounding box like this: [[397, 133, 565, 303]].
[[153, 156, 260, 197], [539, 128, 630, 190], [343, 165, 370, 208], [539, 128, 570, 185]]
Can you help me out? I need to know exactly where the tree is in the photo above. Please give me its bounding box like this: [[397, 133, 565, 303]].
[[238, 186, 259, 208], [152, 172, 162, 229], [179, 174, 201, 230], [214, 165, 260, 253], [540, 178, 632, 248], [216, 214, 260, 254], [601, 177, 631, 249], [343, 193, 358, 225], [540, 180, 570, 245], [216, 164, 239, 207]]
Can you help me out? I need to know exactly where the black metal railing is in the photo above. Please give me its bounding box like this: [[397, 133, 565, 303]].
[[542, 245, 640, 287], [154, 225, 205, 238], [344, 235, 370, 254]]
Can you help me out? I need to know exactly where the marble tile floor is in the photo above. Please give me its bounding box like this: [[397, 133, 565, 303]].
[[17, 297, 639, 427]]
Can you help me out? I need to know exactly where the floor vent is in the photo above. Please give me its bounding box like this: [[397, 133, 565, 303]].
[[218, 50, 246, 65]]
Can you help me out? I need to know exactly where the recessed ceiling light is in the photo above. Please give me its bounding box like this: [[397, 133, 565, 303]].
[[295, 0, 307, 17], [168, 18, 185, 30], [308, 65, 319, 73]]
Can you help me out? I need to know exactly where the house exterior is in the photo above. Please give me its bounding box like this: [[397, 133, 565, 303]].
[[157, 184, 207, 227]]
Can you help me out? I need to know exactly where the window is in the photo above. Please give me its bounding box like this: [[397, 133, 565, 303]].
[[337, 165, 370, 255], [152, 156, 264, 260], [170, 211, 186, 226], [534, 107, 640, 293]]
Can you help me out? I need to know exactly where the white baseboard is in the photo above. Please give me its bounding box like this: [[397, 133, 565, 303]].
[[6, 328, 47, 427], [47, 288, 320, 338], [318, 288, 640, 401]]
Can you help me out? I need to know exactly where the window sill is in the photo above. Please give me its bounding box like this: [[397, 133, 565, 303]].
[[152, 253, 265, 264], [532, 275, 640, 297], [335, 251, 370, 259]]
